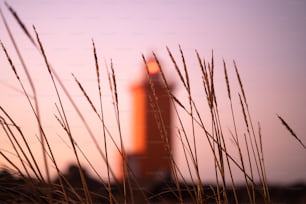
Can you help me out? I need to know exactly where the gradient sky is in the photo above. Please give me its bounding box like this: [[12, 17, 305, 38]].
[[0, 0, 305, 184]]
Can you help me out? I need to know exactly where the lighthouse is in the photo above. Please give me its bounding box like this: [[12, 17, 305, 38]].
[[119, 58, 173, 186]]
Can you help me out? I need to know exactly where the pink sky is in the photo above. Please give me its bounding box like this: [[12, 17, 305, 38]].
[[0, 0, 305, 184]]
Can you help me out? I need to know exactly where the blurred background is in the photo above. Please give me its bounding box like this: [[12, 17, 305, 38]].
[[0, 0, 305, 184]]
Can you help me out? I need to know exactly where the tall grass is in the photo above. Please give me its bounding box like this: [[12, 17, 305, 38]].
[[0, 4, 304, 203]]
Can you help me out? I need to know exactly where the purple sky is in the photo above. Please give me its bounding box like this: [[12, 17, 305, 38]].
[[0, 0, 305, 184]]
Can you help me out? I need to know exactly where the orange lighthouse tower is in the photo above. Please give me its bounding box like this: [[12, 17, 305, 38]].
[[124, 58, 173, 185]]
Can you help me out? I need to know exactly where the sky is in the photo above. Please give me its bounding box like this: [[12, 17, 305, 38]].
[[0, 0, 305, 184]]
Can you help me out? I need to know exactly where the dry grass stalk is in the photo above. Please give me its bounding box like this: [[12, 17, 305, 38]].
[[0, 7, 49, 188], [223, 60, 239, 203], [33, 27, 89, 203], [142, 54, 183, 202], [277, 114, 306, 149], [4, 2, 36, 46], [0, 42, 48, 182], [235, 63, 270, 203], [157, 50, 201, 201], [106, 60, 132, 204], [232, 132, 254, 203], [179, 46, 203, 202], [72, 74, 99, 117], [92, 39, 113, 203]]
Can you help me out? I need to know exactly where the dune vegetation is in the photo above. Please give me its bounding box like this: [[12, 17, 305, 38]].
[[0, 3, 305, 204]]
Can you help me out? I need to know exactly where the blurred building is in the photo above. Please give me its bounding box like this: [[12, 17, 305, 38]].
[[118, 58, 173, 186]]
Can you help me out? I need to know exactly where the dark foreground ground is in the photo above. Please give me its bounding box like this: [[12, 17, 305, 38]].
[[1, 166, 305, 203]]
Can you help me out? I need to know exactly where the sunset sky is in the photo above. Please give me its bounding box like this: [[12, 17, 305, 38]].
[[0, 0, 305, 184]]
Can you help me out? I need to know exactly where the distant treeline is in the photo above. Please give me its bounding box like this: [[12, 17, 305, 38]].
[[1, 166, 305, 203]]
